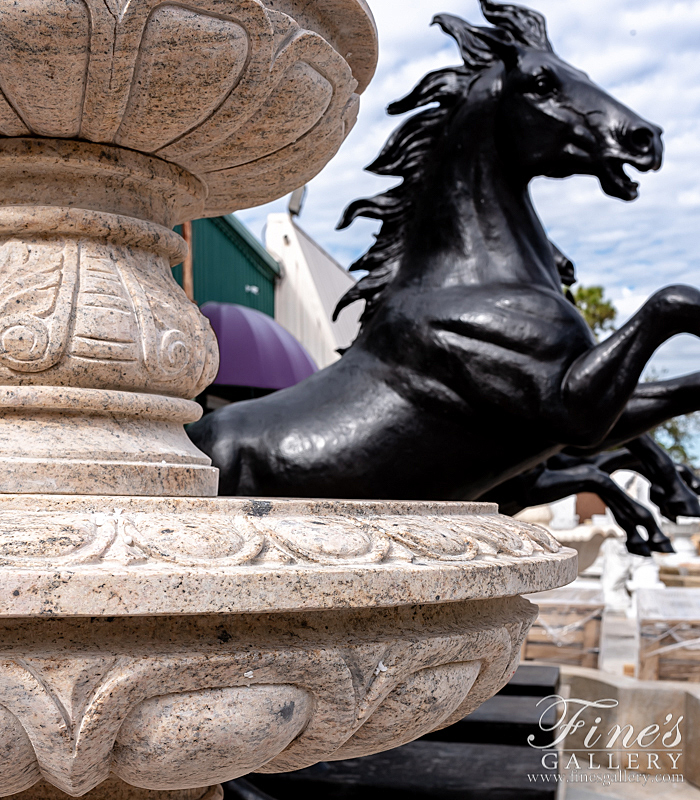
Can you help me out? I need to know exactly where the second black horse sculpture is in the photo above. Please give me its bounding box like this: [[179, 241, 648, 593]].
[[190, 0, 700, 555]]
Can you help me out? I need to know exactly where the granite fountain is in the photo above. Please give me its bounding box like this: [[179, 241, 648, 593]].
[[0, 0, 576, 797]]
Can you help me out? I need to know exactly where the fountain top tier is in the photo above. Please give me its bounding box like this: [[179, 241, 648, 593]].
[[0, 1, 377, 497], [0, 0, 378, 219]]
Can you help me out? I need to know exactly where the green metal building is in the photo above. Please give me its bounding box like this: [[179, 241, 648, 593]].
[[173, 215, 280, 317]]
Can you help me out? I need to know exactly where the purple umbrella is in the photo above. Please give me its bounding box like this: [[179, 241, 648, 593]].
[[201, 302, 317, 390]]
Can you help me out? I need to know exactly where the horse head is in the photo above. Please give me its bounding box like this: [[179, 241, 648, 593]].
[[436, 1, 663, 201], [335, 0, 664, 321]]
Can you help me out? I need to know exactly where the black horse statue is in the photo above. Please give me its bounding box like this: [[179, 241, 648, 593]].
[[489, 433, 699, 553], [485, 247, 700, 553], [190, 0, 700, 555]]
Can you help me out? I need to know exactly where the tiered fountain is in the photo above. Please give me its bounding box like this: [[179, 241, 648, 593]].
[[0, 1, 576, 797]]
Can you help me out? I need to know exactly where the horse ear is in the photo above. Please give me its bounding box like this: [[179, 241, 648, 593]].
[[479, 0, 553, 52], [432, 13, 518, 70], [387, 68, 467, 116]]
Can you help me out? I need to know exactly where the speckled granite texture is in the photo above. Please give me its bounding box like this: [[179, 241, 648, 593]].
[[0, 594, 539, 795], [0, 498, 576, 798], [0, 0, 377, 215], [0, 497, 577, 616], [0, 0, 378, 497]]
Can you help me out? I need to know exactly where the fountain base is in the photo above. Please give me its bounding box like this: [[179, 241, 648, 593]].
[[0, 497, 576, 798]]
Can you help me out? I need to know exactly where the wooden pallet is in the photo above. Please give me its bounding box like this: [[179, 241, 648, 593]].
[[522, 587, 604, 669], [660, 564, 700, 589], [638, 588, 700, 682]]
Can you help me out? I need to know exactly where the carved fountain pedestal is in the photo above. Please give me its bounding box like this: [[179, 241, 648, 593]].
[[0, 0, 576, 797]]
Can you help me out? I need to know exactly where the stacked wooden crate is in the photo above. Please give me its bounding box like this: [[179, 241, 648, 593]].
[[638, 588, 700, 682], [522, 586, 604, 669], [660, 563, 700, 589]]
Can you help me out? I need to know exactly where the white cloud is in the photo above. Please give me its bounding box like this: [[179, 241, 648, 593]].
[[237, 0, 700, 380]]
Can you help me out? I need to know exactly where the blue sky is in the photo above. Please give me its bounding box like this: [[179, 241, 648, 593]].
[[238, 0, 700, 380]]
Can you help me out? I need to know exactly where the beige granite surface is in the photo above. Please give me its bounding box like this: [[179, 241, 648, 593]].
[[0, 497, 577, 616], [0, 0, 378, 497], [0, 199, 218, 397], [0, 498, 575, 796], [0, 141, 206, 228], [0, 595, 537, 796], [0, 389, 216, 497], [0, 192, 220, 496], [0, 0, 378, 216]]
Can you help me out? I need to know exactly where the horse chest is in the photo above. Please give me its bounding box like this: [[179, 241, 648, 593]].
[[364, 286, 595, 428], [379, 286, 591, 362]]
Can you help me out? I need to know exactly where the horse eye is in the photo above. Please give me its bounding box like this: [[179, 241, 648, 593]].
[[531, 71, 556, 96]]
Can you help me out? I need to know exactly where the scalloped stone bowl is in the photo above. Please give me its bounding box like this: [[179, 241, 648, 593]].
[[0, 498, 577, 799], [0, 0, 377, 215]]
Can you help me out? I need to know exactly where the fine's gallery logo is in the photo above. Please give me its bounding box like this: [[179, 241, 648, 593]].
[[526, 696, 684, 786]]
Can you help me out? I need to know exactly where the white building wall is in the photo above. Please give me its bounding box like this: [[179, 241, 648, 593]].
[[266, 213, 361, 369]]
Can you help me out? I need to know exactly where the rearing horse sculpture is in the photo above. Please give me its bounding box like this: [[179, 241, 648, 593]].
[[190, 0, 700, 555]]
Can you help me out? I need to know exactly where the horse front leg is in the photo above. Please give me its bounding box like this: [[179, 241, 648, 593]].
[[589, 372, 700, 447], [560, 285, 700, 446], [495, 462, 672, 556]]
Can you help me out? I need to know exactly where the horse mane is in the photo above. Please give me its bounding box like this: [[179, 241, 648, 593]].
[[333, 0, 552, 324]]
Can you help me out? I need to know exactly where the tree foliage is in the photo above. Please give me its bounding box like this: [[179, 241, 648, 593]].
[[573, 285, 617, 339], [645, 368, 700, 468], [651, 415, 700, 467]]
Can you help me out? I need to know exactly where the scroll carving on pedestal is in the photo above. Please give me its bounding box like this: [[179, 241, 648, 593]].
[[0, 507, 562, 570], [0, 240, 78, 373]]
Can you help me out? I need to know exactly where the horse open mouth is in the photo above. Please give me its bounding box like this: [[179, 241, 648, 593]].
[[599, 158, 641, 201]]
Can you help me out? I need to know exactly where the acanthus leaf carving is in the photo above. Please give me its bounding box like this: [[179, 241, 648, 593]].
[[0, 219, 217, 398], [113, 247, 219, 393]]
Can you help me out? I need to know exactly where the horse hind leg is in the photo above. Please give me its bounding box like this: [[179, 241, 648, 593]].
[[626, 436, 700, 521], [592, 371, 700, 448], [564, 435, 698, 538]]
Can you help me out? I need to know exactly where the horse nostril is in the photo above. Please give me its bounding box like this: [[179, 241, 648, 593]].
[[626, 126, 655, 154]]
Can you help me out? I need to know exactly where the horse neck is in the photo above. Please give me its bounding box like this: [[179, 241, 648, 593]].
[[399, 107, 561, 293]]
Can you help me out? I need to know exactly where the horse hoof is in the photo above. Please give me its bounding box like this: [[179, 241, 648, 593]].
[[627, 539, 652, 558], [650, 537, 676, 554]]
